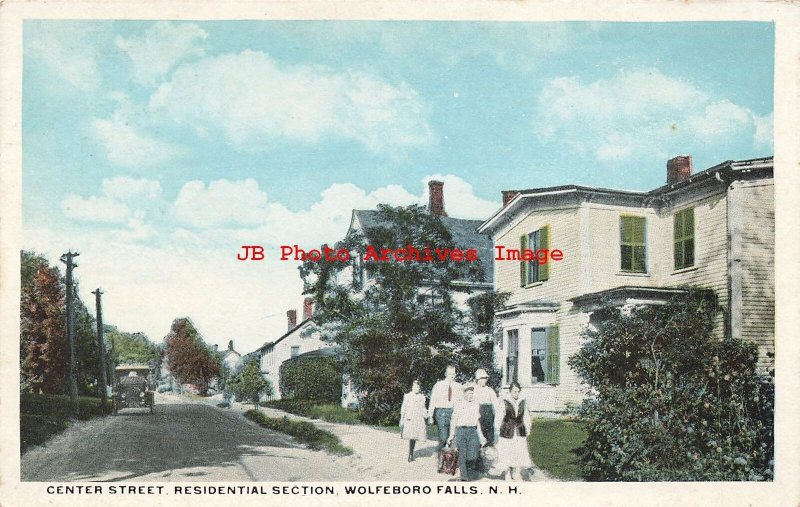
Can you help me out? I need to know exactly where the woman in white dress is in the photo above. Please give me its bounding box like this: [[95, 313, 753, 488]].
[[400, 380, 428, 462], [495, 382, 532, 480]]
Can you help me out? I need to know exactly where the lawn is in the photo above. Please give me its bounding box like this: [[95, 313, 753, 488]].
[[528, 418, 588, 480], [245, 409, 353, 456], [264, 399, 440, 438], [20, 393, 111, 453]]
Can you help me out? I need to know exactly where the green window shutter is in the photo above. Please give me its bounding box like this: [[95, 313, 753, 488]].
[[546, 325, 560, 384], [539, 225, 550, 281], [519, 234, 529, 286]]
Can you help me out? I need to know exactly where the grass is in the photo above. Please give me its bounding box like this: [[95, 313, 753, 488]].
[[245, 409, 353, 456], [263, 399, 363, 425], [264, 399, 440, 439], [20, 393, 112, 453], [528, 418, 588, 480]]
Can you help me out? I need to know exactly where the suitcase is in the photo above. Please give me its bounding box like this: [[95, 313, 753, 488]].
[[439, 447, 459, 475]]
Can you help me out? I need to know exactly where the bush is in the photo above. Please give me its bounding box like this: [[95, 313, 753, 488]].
[[20, 393, 111, 452], [216, 402, 230, 408], [244, 410, 352, 455], [280, 355, 341, 403], [569, 291, 774, 481], [264, 399, 363, 425]]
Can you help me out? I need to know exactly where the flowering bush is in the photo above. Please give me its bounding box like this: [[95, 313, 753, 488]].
[[569, 290, 774, 481]]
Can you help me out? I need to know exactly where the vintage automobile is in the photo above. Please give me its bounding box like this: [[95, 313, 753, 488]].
[[112, 364, 155, 414]]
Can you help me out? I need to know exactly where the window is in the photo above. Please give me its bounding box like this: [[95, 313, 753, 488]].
[[519, 225, 550, 286], [531, 326, 560, 384], [506, 329, 519, 384], [674, 208, 695, 269], [620, 216, 647, 273], [290, 346, 300, 358]]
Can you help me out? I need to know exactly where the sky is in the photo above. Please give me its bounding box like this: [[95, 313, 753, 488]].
[[21, 20, 774, 353]]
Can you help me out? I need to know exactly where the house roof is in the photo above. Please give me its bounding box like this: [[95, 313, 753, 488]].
[[286, 347, 338, 361], [478, 156, 773, 234], [351, 209, 494, 284], [569, 286, 716, 309], [257, 318, 313, 352]]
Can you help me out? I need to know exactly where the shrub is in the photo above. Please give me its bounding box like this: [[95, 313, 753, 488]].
[[569, 291, 774, 481], [244, 410, 352, 455], [216, 402, 230, 408], [279, 355, 341, 403], [264, 399, 363, 425]]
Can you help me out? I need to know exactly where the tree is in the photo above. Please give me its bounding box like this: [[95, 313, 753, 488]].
[[568, 290, 774, 481], [107, 327, 160, 368], [300, 204, 496, 424], [20, 262, 67, 394], [227, 359, 271, 409], [163, 318, 220, 394]]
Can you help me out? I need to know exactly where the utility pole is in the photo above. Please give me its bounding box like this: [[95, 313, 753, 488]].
[[60, 251, 80, 422], [92, 288, 108, 409]]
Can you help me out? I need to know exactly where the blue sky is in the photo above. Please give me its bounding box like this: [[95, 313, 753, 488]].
[[22, 20, 774, 352]]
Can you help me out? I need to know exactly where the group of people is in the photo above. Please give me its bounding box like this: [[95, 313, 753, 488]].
[[399, 365, 532, 482]]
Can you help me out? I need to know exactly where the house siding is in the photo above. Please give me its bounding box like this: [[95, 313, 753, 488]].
[[259, 322, 326, 401], [728, 180, 775, 369]]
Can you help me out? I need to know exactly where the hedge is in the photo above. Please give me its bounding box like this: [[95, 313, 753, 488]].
[[279, 354, 341, 403], [20, 393, 111, 452]]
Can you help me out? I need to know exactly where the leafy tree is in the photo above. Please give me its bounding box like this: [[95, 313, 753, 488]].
[[107, 326, 160, 368], [227, 359, 271, 409], [20, 262, 67, 394], [300, 204, 496, 424], [569, 290, 774, 481], [163, 318, 220, 394]]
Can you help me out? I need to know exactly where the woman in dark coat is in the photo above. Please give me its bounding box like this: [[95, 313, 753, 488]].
[[494, 382, 532, 481]]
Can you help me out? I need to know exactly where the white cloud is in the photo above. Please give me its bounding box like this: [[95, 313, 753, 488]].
[[102, 176, 163, 201], [91, 116, 185, 168], [61, 195, 130, 223], [116, 22, 208, 87], [174, 179, 270, 228], [535, 69, 770, 163], [61, 176, 163, 226], [148, 50, 434, 153], [753, 112, 774, 151], [26, 22, 109, 91]]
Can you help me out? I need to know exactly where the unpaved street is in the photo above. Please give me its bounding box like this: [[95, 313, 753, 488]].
[[21, 394, 361, 482]]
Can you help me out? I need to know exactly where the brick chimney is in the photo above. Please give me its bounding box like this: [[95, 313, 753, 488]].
[[287, 309, 297, 330], [667, 155, 692, 185], [303, 297, 314, 320], [228, 340, 234, 351], [502, 190, 520, 207], [428, 180, 447, 217]]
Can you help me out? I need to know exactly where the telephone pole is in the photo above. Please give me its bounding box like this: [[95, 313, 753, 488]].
[[60, 251, 80, 421], [92, 288, 108, 409]]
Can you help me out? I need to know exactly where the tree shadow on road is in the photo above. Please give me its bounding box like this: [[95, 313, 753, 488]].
[[22, 401, 308, 482]]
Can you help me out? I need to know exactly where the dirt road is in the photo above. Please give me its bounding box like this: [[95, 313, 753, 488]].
[[21, 394, 360, 482]]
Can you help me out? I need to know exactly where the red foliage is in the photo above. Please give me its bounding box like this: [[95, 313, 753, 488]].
[[21, 267, 68, 394], [163, 318, 220, 393]]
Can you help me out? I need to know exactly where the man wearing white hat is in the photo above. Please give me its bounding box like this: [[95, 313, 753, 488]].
[[447, 383, 486, 481], [474, 368, 498, 447]]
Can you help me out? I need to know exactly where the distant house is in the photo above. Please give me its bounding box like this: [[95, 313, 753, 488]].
[[218, 340, 243, 373], [477, 155, 774, 414], [257, 298, 326, 401]]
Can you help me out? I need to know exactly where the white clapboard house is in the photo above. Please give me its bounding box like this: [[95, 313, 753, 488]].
[[477, 156, 774, 414]]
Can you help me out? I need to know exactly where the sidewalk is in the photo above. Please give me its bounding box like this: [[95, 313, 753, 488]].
[[203, 395, 556, 482]]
